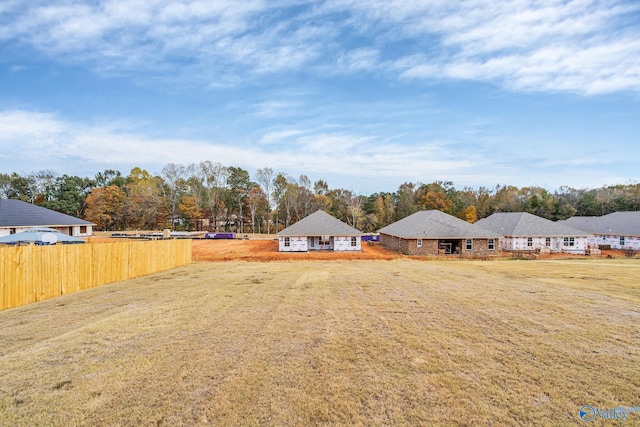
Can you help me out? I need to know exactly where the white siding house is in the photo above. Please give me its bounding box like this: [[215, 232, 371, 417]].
[[0, 199, 94, 238], [277, 210, 362, 252], [559, 212, 640, 250], [476, 212, 590, 254]]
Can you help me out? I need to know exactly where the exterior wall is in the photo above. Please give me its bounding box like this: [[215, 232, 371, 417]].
[[380, 234, 405, 254], [380, 234, 500, 257], [457, 238, 499, 257], [503, 236, 588, 254], [307, 236, 332, 251], [401, 238, 439, 256], [0, 225, 93, 238], [594, 234, 640, 250], [331, 236, 361, 252], [71, 225, 93, 237], [278, 236, 308, 252]]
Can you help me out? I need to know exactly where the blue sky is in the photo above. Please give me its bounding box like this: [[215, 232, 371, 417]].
[[1, 0, 639, 195]]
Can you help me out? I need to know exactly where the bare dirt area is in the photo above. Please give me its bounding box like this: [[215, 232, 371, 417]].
[[192, 238, 402, 261], [1, 259, 639, 425], [89, 234, 635, 262]]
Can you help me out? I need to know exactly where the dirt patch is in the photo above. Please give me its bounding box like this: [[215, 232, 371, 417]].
[[192, 238, 402, 262], [89, 235, 634, 261]]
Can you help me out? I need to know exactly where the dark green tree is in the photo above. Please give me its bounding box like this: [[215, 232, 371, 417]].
[[41, 175, 95, 217]]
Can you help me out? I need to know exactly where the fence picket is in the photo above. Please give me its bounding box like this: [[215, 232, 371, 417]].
[[0, 240, 192, 310]]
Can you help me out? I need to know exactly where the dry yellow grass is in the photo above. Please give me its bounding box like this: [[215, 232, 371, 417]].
[[1, 258, 639, 426]]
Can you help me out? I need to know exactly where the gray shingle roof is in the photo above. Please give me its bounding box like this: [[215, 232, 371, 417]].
[[476, 212, 588, 237], [378, 210, 501, 239], [559, 211, 640, 236], [277, 210, 362, 236], [0, 199, 94, 227]]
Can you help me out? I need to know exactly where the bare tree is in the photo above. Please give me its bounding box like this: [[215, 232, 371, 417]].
[[27, 170, 57, 203], [247, 186, 267, 233], [298, 175, 314, 218], [255, 167, 274, 234], [271, 173, 289, 231], [200, 161, 229, 231], [341, 189, 363, 228], [161, 163, 186, 230]]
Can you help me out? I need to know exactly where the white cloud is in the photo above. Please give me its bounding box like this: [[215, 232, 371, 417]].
[[377, 0, 640, 94], [0, 110, 66, 139], [3, 0, 640, 94], [260, 129, 308, 145], [252, 100, 305, 118], [0, 109, 473, 182], [0, 109, 633, 192], [336, 48, 380, 73]]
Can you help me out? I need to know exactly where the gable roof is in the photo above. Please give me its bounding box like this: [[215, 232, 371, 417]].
[[476, 212, 588, 237], [559, 211, 640, 236], [0, 199, 94, 228], [378, 210, 501, 239], [277, 210, 362, 236]]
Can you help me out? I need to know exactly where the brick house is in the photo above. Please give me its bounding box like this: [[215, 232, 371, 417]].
[[378, 210, 501, 257]]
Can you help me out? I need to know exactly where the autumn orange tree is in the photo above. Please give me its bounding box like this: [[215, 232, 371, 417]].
[[124, 167, 163, 230], [458, 205, 477, 223], [85, 185, 127, 230], [419, 191, 453, 212], [179, 196, 201, 230]]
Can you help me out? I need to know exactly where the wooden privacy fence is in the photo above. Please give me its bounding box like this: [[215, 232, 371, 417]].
[[0, 239, 192, 311]]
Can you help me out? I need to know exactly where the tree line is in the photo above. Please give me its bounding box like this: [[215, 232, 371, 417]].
[[1, 164, 639, 233]]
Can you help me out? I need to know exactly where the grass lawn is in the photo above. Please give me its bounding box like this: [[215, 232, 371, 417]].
[[1, 258, 639, 426]]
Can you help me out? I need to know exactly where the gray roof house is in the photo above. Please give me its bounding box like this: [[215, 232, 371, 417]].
[[559, 211, 640, 250], [476, 212, 590, 254], [277, 210, 363, 252], [378, 210, 501, 256], [0, 199, 94, 238]]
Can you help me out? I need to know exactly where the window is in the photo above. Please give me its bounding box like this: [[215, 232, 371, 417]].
[[620, 236, 625, 246], [80, 226, 87, 234], [319, 236, 329, 245], [284, 237, 290, 247], [417, 239, 422, 248], [488, 239, 495, 250], [527, 237, 533, 247], [563, 237, 575, 247], [545, 237, 551, 247], [351, 237, 357, 247], [466, 239, 473, 250], [10, 228, 16, 235]]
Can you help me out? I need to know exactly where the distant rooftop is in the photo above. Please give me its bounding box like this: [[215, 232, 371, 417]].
[[378, 210, 501, 239], [476, 212, 588, 237], [0, 199, 94, 228], [559, 211, 640, 236]]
